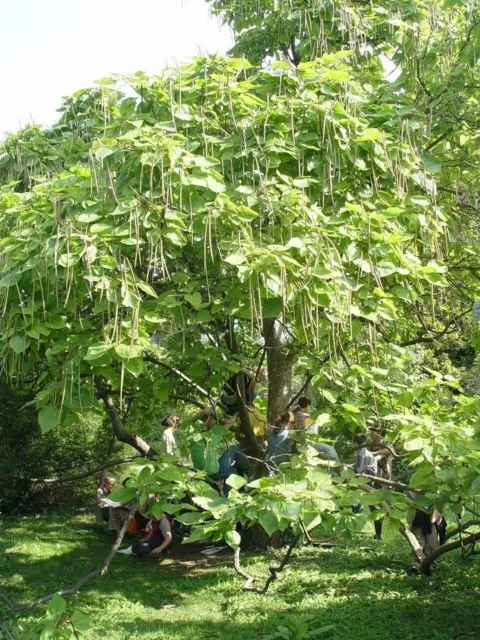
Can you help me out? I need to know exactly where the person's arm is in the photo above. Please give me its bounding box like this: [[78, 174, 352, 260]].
[[142, 529, 153, 543], [372, 447, 395, 457], [150, 518, 173, 554], [189, 406, 212, 423], [224, 413, 239, 432], [97, 488, 110, 508], [170, 432, 180, 457]]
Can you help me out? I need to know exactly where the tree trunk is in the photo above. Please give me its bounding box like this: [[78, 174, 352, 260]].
[[241, 524, 283, 550], [263, 318, 294, 424]]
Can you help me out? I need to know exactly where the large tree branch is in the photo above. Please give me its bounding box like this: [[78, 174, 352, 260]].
[[27, 457, 141, 485], [444, 519, 480, 542], [95, 378, 156, 457], [1, 509, 135, 616], [144, 353, 217, 405], [420, 531, 480, 575]]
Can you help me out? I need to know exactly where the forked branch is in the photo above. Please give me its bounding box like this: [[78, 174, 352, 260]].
[[233, 534, 301, 594]]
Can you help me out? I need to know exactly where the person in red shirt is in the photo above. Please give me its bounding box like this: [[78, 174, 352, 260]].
[[118, 514, 173, 559]]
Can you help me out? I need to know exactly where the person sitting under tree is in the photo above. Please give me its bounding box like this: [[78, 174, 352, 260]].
[[118, 512, 173, 560], [95, 475, 115, 530]]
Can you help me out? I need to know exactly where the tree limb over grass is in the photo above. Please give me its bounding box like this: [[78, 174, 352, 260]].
[[0, 510, 135, 617], [27, 456, 141, 485]]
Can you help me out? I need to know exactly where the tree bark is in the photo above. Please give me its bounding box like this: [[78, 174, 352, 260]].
[[95, 378, 156, 457], [263, 318, 294, 424], [241, 524, 283, 550], [420, 531, 480, 575]]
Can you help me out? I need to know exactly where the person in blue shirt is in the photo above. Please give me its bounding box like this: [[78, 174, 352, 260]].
[[209, 445, 250, 497], [266, 412, 293, 475]]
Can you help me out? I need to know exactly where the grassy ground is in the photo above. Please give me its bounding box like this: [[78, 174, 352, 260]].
[[1, 515, 480, 640]]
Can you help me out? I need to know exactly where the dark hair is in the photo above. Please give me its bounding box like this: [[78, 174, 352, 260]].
[[162, 415, 176, 427], [273, 412, 290, 435], [298, 396, 311, 409], [353, 433, 367, 446]]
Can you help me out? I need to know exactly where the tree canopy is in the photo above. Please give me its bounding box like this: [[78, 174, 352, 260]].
[[0, 0, 479, 574]]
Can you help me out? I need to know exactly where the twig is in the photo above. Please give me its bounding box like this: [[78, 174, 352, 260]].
[[145, 353, 215, 404], [0, 593, 15, 611], [238, 535, 301, 594], [356, 474, 422, 494], [285, 373, 314, 410]]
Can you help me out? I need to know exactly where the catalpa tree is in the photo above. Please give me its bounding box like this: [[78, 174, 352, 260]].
[[0, 1, 479, 592]]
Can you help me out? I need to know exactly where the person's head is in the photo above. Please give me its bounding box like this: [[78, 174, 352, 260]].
[[274, 412, 291, 433], [162, 414, 181, 429], [104, 475, 115, 491], [352, 433, 367, 448], [298, 396, 311, 411], [369, 425, 384, 444]]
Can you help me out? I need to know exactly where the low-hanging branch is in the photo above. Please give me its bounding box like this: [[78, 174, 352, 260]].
[[0, 509, 135, 617], [27, 456, 142, 485], [444, 519, 480, 542]]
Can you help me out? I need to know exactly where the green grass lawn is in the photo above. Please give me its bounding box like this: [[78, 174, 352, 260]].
[[1, 514, 480, 640]]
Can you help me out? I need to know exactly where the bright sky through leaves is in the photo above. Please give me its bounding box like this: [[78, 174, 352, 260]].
[[0, 0, 232, 139]]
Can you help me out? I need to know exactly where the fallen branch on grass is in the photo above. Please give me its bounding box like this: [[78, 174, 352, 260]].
[[0, 510, 135, 617]]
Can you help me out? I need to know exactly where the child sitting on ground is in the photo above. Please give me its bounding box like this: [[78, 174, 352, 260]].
[[95, 475, 116, 532], [118, 512, 173, 560]]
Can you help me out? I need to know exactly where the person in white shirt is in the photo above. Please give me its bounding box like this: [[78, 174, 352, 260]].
[[160, 415, 181, 456], [353, 433, 378, 477], [95, 475, 115, 524]]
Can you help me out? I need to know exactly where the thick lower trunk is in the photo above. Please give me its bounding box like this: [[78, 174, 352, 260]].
[[241, 523, 283, 550], [263, 319, 294, 424]]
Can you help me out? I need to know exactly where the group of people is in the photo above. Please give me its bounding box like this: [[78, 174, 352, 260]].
[[96, 477, 174, 560], [352, 428, 446, 573], [95, 387, 445, 572]]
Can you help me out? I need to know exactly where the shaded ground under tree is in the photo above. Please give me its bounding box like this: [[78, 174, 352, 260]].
[[1, 515, 479, 640]]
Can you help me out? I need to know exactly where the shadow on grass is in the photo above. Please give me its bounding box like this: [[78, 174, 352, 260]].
[[2, 516, 480, 640]]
